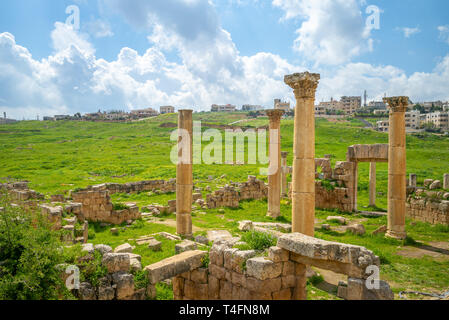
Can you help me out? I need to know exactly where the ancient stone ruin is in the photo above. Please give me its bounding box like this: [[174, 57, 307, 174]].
[[142, 233, 393, 300]]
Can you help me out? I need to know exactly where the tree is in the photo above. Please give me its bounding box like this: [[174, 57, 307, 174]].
[[0, 192, 72, 300]]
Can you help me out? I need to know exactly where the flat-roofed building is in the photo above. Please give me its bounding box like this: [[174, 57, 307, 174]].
[[160, 106, 175, 114], [340, 96, 362, 115]]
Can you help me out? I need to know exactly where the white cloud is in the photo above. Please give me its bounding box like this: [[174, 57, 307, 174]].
[[1, 2, 449, 120], [84, 19, 114, 38], [398, 27, 420, 38], [272, 0, 374, 65], [438, 25, 449, 44]]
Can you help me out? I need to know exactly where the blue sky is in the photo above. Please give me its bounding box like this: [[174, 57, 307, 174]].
[[1, 0, 448, 119]]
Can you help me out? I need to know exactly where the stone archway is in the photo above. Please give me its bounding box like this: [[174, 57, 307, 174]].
[[346, 144, 389, 211]]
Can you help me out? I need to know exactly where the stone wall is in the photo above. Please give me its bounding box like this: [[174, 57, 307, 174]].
[[406, 174, 449, 225], [289, 160, 356, 213], [61, 244, 156, 300], [145, 233, 393, 301], [206, 176, 268, 209], [406, 192, 449, 225], [72, 190, 140, 225], [81, 180, 176, 195]]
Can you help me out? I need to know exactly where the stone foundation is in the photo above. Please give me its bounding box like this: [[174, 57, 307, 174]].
[[72, 190, 140, 225], [145, 233, 393, 301], [79, 180, 176, 195]]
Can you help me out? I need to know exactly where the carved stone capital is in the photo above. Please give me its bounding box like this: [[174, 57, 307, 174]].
[[266, 109, 285, 122], [383, 96, 409, 113], [284, 72, 320, 99]]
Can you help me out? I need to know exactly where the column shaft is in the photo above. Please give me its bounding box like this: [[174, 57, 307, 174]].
[[281, 152, 288, 197], [384, 97, 408, 240], [176, 110, 193, 237], [285, 72, 320, 236], [267, 110, 284, 218]]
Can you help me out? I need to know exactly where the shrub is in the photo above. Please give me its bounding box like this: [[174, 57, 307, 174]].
[[0, 191, 71, 300], [240, 231, 277, 251], [113, 203, 128, 211]]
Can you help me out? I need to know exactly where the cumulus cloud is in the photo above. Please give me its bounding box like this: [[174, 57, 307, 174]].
[[1, 1, 449, 120], [272, 0, 374, 66]]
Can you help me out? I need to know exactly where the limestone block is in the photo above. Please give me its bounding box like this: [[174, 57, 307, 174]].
[[277, 233, 379, 279], [112, 272, 135, 300], [102, 253, 130, 273], [98, 285, 115, 300], [144, 250, 206, 284], [78, 282, 97, 300], [326, 216, 347, 225], [231, 250, 257, 273], [148, 239, 162, 251], [268, 246, 290, 263], [207, 230, 233, 243], [429, 180, 441, 190], [246, 257, 282, 280], [238, 220, 253, 231], [95, 244, 112, 256], [346, 224, 366, 236], [190, 268, 208, 284], [114, 243, 133, 254], [346, 278, 394, 300], [175, 240, 197, 254]]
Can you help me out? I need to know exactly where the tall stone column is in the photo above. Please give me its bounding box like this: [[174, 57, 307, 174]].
[[176, 110, 193, 237], [384, 97, 408, 240], [266, 109, 284, 218], [285, 72, 320, 236], [369, 162, 376, 207], [281, 152, 289, 197]]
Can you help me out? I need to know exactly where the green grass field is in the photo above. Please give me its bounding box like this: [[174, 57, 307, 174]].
[[1, 113, 449, 300]]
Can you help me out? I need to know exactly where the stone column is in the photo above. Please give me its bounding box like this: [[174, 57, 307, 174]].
[[409, 174, 417, 187], [384, 97, 408, 240], [176, 110, 193, 237], [444, 174, 449, 190], [266, 109, 284, 218], [369, 162, 376, 207], [281, 152, 289, 197], [285, 72, 320, 236]]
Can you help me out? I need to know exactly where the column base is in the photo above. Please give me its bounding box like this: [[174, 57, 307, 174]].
[[385, 230, 407, 240], [267, 210, 281, 219]]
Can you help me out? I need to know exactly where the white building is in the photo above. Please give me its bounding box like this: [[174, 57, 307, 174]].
[[274, 99, 291, 112], [160, 106, 175, 114]]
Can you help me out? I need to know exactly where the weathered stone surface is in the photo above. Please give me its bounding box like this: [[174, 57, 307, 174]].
[[195, 235, 209, 245], [346, 278, 394, 300], [346, 224, 366, 236], [102, 253, 130, 273], [231, 250, 257, 273], [429, 180, 441, 190], [238, 220, 253, 232], [130, 258, 142, 272], [95, 244, 112, 255], [207, 230, 233, 242], [253, 222, 291, 233], [82, 243, 95, 254], [148, 239, 162, 251], [78, 282, 97, 300], [268, 246, 290, 263], [326, 216, 347, 225], [277, 233, 379, 279], [144, 250, 207, 284], [246, 257, 282, 280], [112, 272, 135, 300], [175, 240, 197, 254], [98, 285, 115, 300], [114, 243, 133, 254]]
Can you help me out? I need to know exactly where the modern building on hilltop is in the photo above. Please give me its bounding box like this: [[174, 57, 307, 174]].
[[376, 110, 449, 132], [211, 104, 237, 112], [340, 96, 362, 115], [160, 106, 175, 114], [130, 107, 159, 118]]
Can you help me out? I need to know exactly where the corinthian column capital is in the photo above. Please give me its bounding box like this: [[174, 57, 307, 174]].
[[266, 109, 285, 122], [284, 72, 320, 99], [383, 96, 409, 113]]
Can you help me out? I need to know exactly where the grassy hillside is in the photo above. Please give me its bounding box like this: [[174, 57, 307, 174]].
[[1, 113, 448, 210]]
